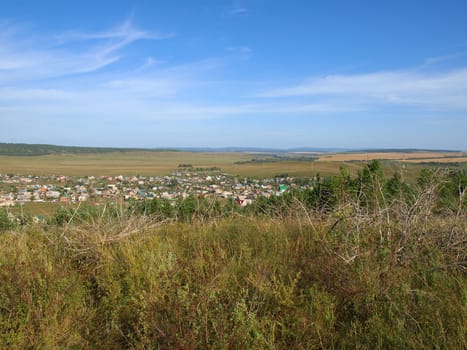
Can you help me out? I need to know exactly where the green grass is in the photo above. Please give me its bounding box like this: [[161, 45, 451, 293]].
[[1, 192, 465, 349], [8, 202, 65, 217]]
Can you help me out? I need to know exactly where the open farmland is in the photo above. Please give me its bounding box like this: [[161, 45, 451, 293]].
[[404, 157, 467, 163], [317, 151, 467, 162], [1, 150, 464, 181], [0, 152, 252, 176]]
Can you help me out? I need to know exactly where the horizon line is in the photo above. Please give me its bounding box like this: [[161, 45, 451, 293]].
[[0, 142, 464, 153]]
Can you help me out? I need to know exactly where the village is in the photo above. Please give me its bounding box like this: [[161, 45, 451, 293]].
[[0, 168, 314, 208]]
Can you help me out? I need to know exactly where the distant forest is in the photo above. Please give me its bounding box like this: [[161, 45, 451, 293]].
[[0, 142, 460, 157], [0, 143, 175, 156]]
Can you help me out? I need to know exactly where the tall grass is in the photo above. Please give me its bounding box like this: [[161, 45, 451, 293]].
[[0, 165, 465, 349]]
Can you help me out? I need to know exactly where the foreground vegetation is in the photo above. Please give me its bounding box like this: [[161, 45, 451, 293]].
[[1, 163, 466, 349]]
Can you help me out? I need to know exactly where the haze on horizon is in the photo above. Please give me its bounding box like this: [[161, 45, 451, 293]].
[[1, 0, 466, 150]]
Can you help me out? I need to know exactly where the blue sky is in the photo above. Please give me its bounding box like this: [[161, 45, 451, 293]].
[[1, 0, 466, 149]]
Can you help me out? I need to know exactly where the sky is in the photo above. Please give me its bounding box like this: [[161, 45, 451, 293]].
[[1, 0, 466, 150]]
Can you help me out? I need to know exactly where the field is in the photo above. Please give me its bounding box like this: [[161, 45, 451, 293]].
[[1, 151, 465, 180], [0, 152, 251, 176], [8, 202, 65, 217], [404, 157, 467, 163], [317, 151, 467, 162]]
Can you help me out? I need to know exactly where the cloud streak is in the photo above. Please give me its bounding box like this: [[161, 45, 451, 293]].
[[260, 68, 467, 110], [230, 7, 248, 15], [0, 83, 362, 123], [0, 19, 172, 83]]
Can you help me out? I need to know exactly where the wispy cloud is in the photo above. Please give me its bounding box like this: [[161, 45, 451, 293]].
[[0, 81, 362, 122], [230, 7, 248, 15], [55, 18, 173, 43], [100, 78, 183, 97], [259, 68, 467, 110], [223, 2, 249, 17], [0, 19, 172, 83], [226, 46, 252, 60], [420, 52, 467, 69], [0, 87, 75, 101]]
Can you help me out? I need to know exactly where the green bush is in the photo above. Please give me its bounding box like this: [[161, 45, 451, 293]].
[[0, 209, 15, 231]]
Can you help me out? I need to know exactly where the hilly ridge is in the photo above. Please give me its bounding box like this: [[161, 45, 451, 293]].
[[0, 143, 176, 156], [0, 142, 461, 156]]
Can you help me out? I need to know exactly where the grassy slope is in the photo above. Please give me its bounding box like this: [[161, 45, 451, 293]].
[[1, 162, 466, 348], [1, 212, 465, 349]]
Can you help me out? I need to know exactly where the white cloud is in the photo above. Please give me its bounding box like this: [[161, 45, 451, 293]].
[[230, 7, 248, 15], [0, 19, 172, 83], [0, 88, 74, 101], [2, 16, 465, 136], [100, 78, 182, 97], [55, 18, 173, 43], [260, 68, 467, 110], [226, 46, 252, 60], [0, 81, 359, 122], [222, 3, 249, 17], [420, 52, 467, 68]]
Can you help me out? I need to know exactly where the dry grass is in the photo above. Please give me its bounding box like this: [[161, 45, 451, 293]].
[[0, 151, 339, 177], [1, 165, 466, 349], [1, 206, 465, 348], [404, 157, 467, 163], [8, 201, 64, 217], [319, 151, 467, 162], [222, 160, 361, 177], [0, 152, 252, 176], [0, 151, 464, 185]]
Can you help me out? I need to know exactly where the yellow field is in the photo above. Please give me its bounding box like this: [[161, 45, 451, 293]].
[[0, 152, 354, 178], [0, 151, 443, 181], [404, 157, 467, 163], [318, 151, 467, 162], [0, 152, 252, 176]]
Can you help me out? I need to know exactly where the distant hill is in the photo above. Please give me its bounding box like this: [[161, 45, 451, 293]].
[[175, 147, 348, 153], [0, 143, 175, 156], [0, 144, 347, 156], [0, 143, 461, 156], [351, 148, 461, 153]]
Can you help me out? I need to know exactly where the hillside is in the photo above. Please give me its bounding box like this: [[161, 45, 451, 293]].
[[0, 163, 465, 349], [1, 142, 462, 157], [0, 143, 176, 156]]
